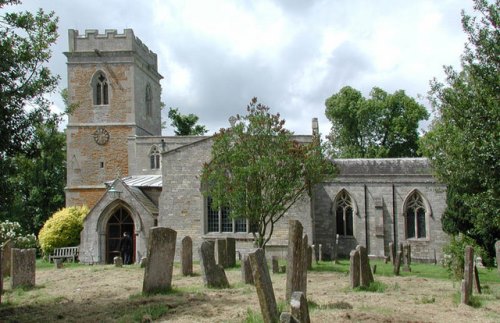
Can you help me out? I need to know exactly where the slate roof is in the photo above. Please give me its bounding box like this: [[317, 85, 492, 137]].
[[106, 175, 162, 188], [332, 158, 433, 176]]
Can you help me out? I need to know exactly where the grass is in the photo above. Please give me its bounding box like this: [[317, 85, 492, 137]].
[[353, 281, 387, 293]]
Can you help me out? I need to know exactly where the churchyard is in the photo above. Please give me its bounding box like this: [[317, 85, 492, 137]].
[[0, 255, 499, 322]]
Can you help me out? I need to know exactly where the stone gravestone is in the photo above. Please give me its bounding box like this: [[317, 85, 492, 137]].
[[349, 249, 360, 288], [311, 244, 317, 264], [241, 254, 254, 284], [394, 250, 403, 276], [291, 291, 310, 323], [318, 244, 322, 262], [271, 255, 279, 274], [225, 237, 236, 268], [215, 239, 227, 268], [461, 245, 474, 305], [11, 248, 36, 289], [495, 240, 500, 272], [473, 265, 482, 294], [181, 236, 193, 276], [356, 245, 373, 287], [333, 234, 340, 264], [199, 240, 229, 288], [142, 227, 177, 294], [279, 312, 299, 323], [249, 248, 279, 323], [402, 243, 411, 272], [114, 256, 123, 267], [301, 234, 308, 297], [286, 220, 304, 301], [54, 258, 64, 269], [2, 240, 13, 277], [307, 245, 313, 270], [389, 242, 395, 266]]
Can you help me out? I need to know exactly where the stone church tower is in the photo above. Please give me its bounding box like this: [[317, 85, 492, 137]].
[[65, 29, 162, 208]]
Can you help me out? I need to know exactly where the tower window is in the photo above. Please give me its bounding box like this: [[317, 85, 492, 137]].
[[145, 84, 152, 117], [149, 145, 161, 169], [93, 72, 109, 105]]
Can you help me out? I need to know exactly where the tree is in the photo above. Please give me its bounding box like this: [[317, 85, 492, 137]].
[[0, 0, 59, 156], [202, 98, 336, 248], [420, 0, 499, 264], [325, 86, 429, 158], [168, 107, 208, 135]]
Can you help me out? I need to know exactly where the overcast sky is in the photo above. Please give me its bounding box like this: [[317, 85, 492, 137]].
[[12, 0, 472, 136]]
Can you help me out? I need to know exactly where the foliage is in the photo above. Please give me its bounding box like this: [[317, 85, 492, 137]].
[[0, 220, 37, 249], [38, 206, 89, 256], [202, 98, 336, 248], [167, 107, 208, 135], [353, 281, 387, 293], [420, 0, 500, 263], [0, 0, 59, 157], [442, 234, 487, 281], [325, 86, 429, 158]]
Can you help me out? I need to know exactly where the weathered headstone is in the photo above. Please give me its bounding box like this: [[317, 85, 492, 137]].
[[198, 240, 229, 288], [301, 234, 308, 296], [11, 248, 36, 289], [241, 254, 254, 284], [495, 240, 500, 272], [394, 250, 403, 276], [286, 220, 304, 301], [311, 244, 317, 264], [291, 291, 310, 323], [249, 248, 279, 323], [181, 236, 193, 276], [356, 245, 373, 287], [333, 234, 340, 264], [389, 242, 395, 266], [142, 227, 177, 294], [403, 243, 411, 272], [215, 239, 227, 268], [226, 237, 236, 268], [318, 244, 322, 262], [461, 279, 469, 305], [473, 265, 481, 294], [54, 258, 64, 269], [462, 245, 474, 304], [349, 249, 360, 288], [114, 256, 123, 267], [307, 245, 313, 270], [2, 240, 14, 277], [279, 312, 299, 323], [271, 255, 279, 274]]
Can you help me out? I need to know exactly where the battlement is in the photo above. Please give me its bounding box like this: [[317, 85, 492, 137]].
[[68, 29, 158, 67]]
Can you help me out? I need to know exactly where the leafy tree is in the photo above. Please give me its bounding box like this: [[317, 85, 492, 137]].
[[420, 0, 499, 264], [325, 86, 429, 158], [202, 98, 336, 248], [168, 107, 208, 135]]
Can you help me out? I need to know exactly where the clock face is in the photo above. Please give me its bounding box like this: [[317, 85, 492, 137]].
[[93, 127, 110, 145]]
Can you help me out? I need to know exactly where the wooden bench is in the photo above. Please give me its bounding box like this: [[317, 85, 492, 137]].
[[49, 246, 79, 263]]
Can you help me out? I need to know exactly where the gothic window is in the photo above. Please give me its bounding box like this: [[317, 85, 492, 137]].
[[405, 191, 428, 239], [149, 145, 161, 169], [145, 84, 152, 117], [93, 72, 109, 105], [206, 196, 247, 233], [334, 190, 354, 236]]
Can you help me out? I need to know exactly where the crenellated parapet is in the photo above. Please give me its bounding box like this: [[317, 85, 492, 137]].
[[67, 29, 158, 68]]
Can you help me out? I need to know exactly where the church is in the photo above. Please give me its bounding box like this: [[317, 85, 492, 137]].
[[65, 29, 448, 265]]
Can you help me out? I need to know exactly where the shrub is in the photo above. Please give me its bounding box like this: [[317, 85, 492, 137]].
[[442, 233, 487, 281], [38, 206, 89, 256], [0, 220, 37, 249]]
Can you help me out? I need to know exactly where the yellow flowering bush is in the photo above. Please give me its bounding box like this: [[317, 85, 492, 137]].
[[38, 206, 89, 256]]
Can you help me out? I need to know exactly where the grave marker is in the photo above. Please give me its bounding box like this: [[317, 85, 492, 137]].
[[199, 240, 229, 288], [2, 240, 13, 277], [181, 236, 193, 276], [241, 254, 254, 284], [290, 291, 310, 323], [11, 248, 36, 289], [249, 248, 279, 323], [286, 220, 304, 301], [349, 249, 360, 288]]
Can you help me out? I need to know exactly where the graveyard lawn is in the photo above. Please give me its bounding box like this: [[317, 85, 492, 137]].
[[0, 260, 499, 322]]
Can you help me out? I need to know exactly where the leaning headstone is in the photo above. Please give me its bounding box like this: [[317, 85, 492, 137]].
[[473, 265, 481, 294], [114, 256, 123, 267], [291, 291, 310, 323], [307, 246, 313, 270], [271, 256, 279, 274], [462, 245, 474, 304], [394, 250, 403, 276], [142, 227, 177, 294], [356, 245, 374, 287], [181, 236, 193, 276], [198, 240, 229, 288], [495, 240, 500, 272], [226, 237, 236, 268], [241, 254, 254, 284], [11, 248, 36, 289], [286, 220, 304, 301], [215, 239, 227, 268], [389, 242, 395, 266], [403, 243, 411, 272], [301, 234, 308, 296], [2, 240, 13, 277], [349, 249, 360, 288], [249, 248, 279, 323]]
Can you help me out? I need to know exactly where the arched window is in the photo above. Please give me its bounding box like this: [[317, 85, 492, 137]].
[[149, 145, 161, 169], [334, 190, 354, 236], [93, 71, 109, 105], [145, 84, 152, 117], [404, 190, 429, 239]]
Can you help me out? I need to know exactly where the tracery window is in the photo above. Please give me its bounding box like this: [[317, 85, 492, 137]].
[[405, 191, 427, 239], [334, 190, 354, 236], [206, 196, 247, 233], [149, 145, 161, 169], [93, 72, 109, 105], [145, 84, 152, 117]]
